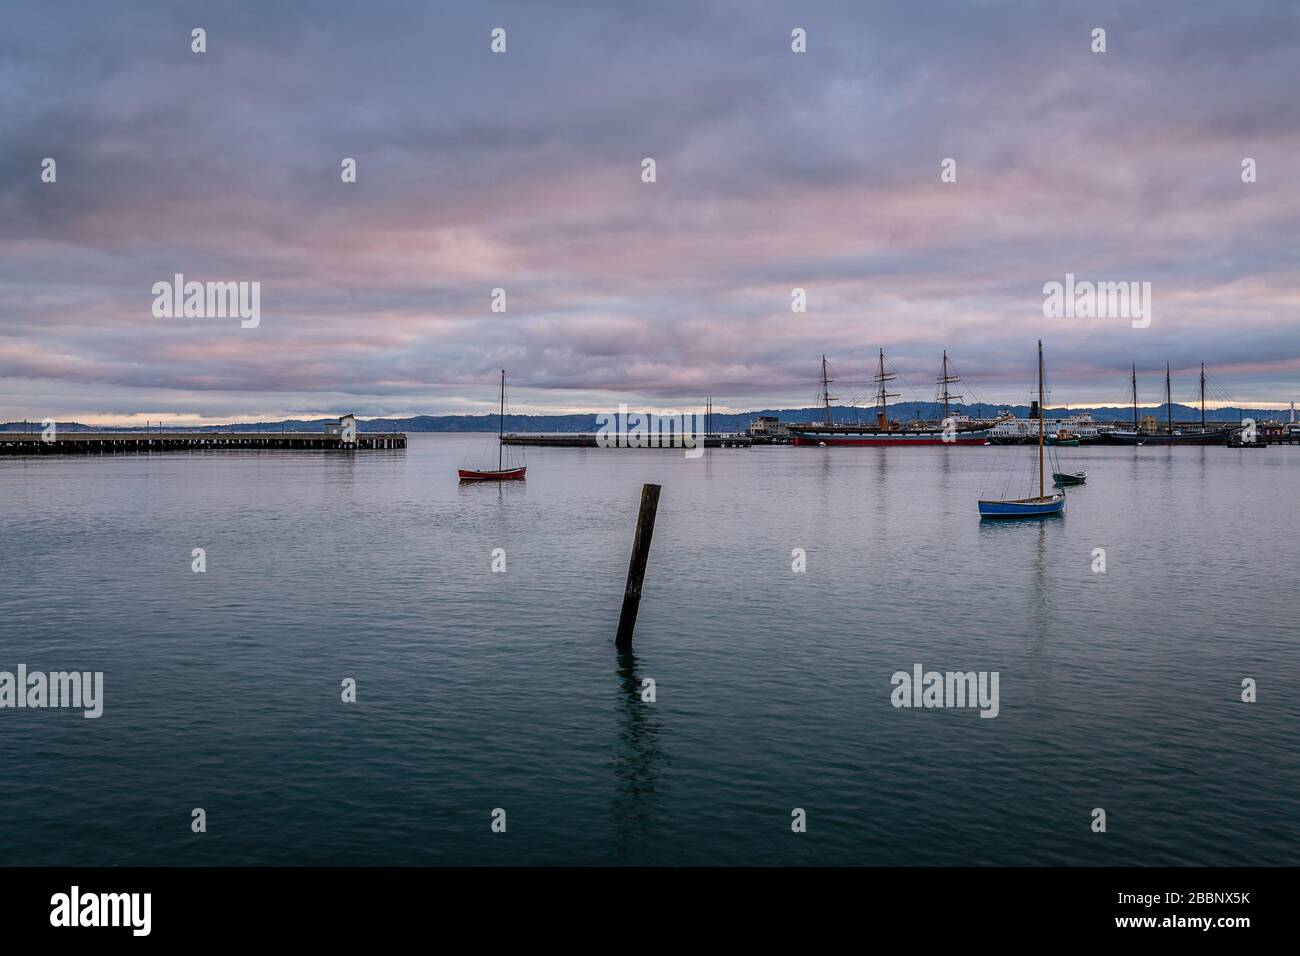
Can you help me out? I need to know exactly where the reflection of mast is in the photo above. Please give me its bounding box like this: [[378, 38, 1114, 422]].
[[874, 349, 900, 429], [819, 356, 835, 426], [935, 350, 962, 422]]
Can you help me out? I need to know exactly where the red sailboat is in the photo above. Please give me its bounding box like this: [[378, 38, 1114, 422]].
[[458, 369, 526, 482]]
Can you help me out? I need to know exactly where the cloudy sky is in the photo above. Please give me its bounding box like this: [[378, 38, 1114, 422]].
[[2, 0, 1298, 423]]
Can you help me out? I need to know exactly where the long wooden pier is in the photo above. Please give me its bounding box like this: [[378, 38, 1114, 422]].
[[0, 431, 407, 455]]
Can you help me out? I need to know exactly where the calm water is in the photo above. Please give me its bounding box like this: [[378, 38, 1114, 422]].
[[1, 435, 1297, 866]]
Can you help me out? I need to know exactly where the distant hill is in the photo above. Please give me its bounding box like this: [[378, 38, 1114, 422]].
[[2, 402, 1286, 434]]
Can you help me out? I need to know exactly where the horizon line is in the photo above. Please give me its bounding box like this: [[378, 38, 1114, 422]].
[[7, 398, 1296, 429]]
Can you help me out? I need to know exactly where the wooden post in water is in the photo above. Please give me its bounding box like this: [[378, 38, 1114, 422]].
[[615, 483, 661, 651]]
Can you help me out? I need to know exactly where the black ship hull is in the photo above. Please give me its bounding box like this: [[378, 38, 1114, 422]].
[[1106, 427, 1234, 445]]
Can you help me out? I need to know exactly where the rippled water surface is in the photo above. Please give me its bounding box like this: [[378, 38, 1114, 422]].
[[2, 435, 1297, 865]]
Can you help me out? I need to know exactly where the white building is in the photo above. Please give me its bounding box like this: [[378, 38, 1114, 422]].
[[324, 414, 356, 440]]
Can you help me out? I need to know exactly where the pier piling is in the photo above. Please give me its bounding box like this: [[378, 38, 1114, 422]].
[[615, 483, 661, 651]]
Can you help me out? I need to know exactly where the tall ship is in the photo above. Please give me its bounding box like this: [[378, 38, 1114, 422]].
[[1107, 362, 1235, 445], [789, 350, 993, 446]]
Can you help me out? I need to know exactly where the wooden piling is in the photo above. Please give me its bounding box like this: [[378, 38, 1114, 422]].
[[615, 483, 661, 650]]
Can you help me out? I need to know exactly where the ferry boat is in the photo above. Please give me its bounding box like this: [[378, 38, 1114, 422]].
[[989, 412, 1099, 445], [789, 350, 993, 446]]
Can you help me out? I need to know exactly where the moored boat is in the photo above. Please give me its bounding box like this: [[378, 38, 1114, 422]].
[[458, 465, 526, 481], [789, 424, 991, 446], [988, 411, 1100, 445], [1053, 471, 1087, 485], [979, 341, 1065, 519], [978, 495, 1064, 517], [790, 349, 993, 446], [1108, 427, 1234, 445], [458, 370, 527, 482], [1109, 361, 1233, 445]]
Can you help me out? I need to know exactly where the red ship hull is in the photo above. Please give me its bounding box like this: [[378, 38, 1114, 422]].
[[458, 467, 527, 481]]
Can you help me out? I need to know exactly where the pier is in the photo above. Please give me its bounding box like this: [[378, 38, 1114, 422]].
[[0, 431, 407, 455], [501, 433, 752, 448]]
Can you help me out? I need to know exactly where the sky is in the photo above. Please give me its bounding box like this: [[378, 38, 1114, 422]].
[[2, 0, 1298, 424]]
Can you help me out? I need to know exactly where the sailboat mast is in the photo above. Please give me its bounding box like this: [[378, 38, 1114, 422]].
[[498, 369, 505, 471], [1166, 363, 1173, 435], [1038, 340, 1045, 500], [1200, 363, 1206, 429], [820, 356, 832, 426], [1131, 363, 1138, 430]]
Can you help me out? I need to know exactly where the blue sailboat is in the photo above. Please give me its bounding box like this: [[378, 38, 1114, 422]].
[[978, 340, 1065, 519]]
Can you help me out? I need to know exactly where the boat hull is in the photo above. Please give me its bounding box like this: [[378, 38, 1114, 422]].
[[978, 495, 1065, 518], [1107, 427, 1234, 445], [1052, 472, 1087, 485], [790, 428, 991, 446], [458, 467, 527, 482]]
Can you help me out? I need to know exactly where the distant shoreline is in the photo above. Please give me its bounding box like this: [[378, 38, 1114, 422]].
[[2, 401, 1289, 434]]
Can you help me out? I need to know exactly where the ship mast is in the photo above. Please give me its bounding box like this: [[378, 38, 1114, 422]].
[[820, 356, 834, 426], [1165, 362, 1173, 435], [1038, 340, 1045, 500], [874, 348, 900, 430], [936, 350, 962, 423], [498, 368, 506, 471], [1200, 362, 1206, 430], [1131, 363, 1138, 431]]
